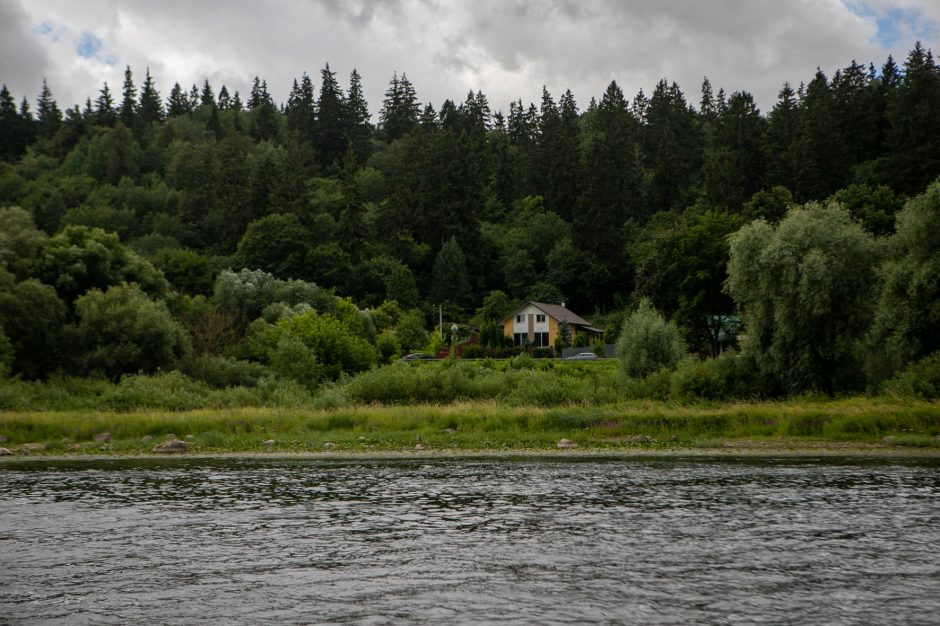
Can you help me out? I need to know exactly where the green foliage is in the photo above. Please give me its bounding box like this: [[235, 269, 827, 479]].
[[28, 225, 168, 306], [251, 309, 377, 380], [431, 236, 472, 311], [375, 329, 401, 364], [0, 205, 45, 272], [478, 290, 514, 322], [0, 270, 67, 378], [150, 247, 221, 295], [213, 268, 334, 323], [0, 326, 12, 378], [727, 202, 878, 393], [180, 354, 270, 388], [236, 212, 312, 279], [867, 180, 940, 381], [395, 309, 429, 352], [268, 334, 322, 390], [74, 283, 191, 378], [880, 352, 940, 399], [668, 354, 764, 401], [616, 298, 685, 378]]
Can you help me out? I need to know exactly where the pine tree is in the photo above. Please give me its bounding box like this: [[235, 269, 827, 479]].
[[644, 80, 700, 212], [137, 67, 163, 127], [285, 73, 315, 143], [119, 66, 137, 128], [166, 82, 191, 117], [94, 82, 117, 126], [766, 82, 810, 197], [316, 63, 347, 169], [799, 69, 845, 198], [574, 80, 640, 286], [379, 71, 419, 141], [217, 85, 231, 111], [200, 80, 215, 108], [884, 42, 940, 194], [0, 84, 26, 161], [36, 78, 62, 139], [345, 68, 373, 162]]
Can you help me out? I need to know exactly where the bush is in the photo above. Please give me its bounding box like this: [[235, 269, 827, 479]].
[[616, 298, 685, 378], [532, 347, 555, 359], [375, 330, 401, 364], [461, 344, 485, 359], [669, 353, 767, 401], [181, 355, 270, 388], [74, 283, 191, 378], [882, 352, 940, 399]]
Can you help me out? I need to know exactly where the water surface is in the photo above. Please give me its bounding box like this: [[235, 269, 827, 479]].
[[2, 456, 938, 624]]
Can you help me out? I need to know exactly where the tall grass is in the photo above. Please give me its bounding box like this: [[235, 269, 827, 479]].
[[1, 397, 938, 454]]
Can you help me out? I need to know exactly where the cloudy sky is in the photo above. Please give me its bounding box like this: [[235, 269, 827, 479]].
[[2, 0, 938, 118]]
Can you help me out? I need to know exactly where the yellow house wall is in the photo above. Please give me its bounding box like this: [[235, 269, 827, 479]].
[[548, 317, 559, 346], [503, 318, 513, 339]]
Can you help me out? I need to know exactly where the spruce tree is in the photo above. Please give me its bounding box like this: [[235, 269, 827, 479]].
[[217, 85, 231, 111], [884, 42, 940, 194], [36, 78, 62, 139], [94, 82, 117, 126], [200, 80, 215, 108], [119, 66, 137, 128], [285, 73, 315, 144], [166, 82, 191, 117], [316, 63, 347, 169], [0, 85, 25, 161], [379, 72, 419, 141], [345, 68, 373, 162], [138, 67, 163, 127]]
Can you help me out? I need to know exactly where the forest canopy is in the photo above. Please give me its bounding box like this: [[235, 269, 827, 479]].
[[1, 42, 939, 397]]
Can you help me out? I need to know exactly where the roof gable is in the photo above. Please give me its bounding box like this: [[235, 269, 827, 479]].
[[504, 301, 592, 327]]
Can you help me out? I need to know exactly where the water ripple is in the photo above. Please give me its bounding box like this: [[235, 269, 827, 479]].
[[1, 457, 939, 624]]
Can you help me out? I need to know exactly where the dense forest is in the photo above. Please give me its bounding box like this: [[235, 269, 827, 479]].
[[1, 42, 939, 398]]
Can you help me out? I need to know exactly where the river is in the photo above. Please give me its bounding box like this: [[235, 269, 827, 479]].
[[1, 456, 938, 624]]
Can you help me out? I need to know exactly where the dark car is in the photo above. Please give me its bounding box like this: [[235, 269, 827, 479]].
[[564, 352, 599, 360], [402, 353, 435, 361]]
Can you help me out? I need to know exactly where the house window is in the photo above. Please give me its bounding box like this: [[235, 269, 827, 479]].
[[533, 332, 549, 347], [516, 314, 524, 323], [536, 314, 546, 323], [513, 333, 527, 346]]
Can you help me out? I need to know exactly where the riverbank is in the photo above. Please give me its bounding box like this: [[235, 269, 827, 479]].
[[2, 396, 939, 458]]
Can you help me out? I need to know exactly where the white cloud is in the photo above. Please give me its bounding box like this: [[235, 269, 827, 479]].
[[2, 0, 938, 118]]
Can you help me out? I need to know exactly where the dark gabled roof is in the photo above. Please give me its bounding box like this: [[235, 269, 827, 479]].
[[505, 301, 594, 328]]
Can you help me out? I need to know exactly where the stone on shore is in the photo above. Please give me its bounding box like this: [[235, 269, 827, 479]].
[[557, 439, 578, 449], [95, 432, 112, 443], [0, 447, 11, 456], [153, 440, 188, 454]]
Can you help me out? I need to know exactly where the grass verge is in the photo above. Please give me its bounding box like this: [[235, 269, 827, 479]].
[[1, 396, 939, 457]]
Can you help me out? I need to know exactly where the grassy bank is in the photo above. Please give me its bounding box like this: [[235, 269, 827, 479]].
[[2, 397, 939, 457]]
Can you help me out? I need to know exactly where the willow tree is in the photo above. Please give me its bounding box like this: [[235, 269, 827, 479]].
[[726, 202, 878, 393]]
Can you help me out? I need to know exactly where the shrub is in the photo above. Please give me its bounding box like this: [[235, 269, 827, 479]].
[[461, 344, 485, 359], [669, 354, 767, 401], [882, 352, 940, 399], [74, 283, 191, 378], [375, 330, 401, 364], [616, 298, 685, 378], [532, 347, 555, 359], [181, 355, 270, 388]]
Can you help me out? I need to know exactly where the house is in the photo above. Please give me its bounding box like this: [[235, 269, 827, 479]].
[[502, 302, 604, 348]]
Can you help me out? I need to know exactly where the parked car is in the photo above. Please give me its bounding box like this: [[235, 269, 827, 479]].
[[564, 352, 599, 360], [402, 353, 435, 361]]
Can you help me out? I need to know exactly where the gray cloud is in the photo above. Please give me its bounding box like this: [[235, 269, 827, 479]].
[[0, 1, 51, 103], [4, 0, 938, 120]]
